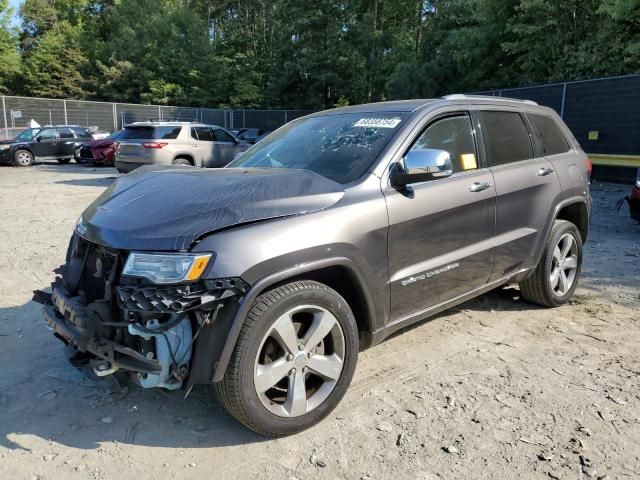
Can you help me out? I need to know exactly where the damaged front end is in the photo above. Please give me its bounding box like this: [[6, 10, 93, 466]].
[[33, 233, 248, 392]]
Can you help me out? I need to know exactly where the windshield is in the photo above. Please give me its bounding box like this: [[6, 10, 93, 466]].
[[227, 112, 407, 184], [15, 128, 40, 141]]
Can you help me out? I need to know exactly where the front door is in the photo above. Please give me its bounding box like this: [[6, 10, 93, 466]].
[[32, 128, 60, 158], [212, 128, 243, 167], [190, 126, 216, 167], [384, 112, 496, 321]]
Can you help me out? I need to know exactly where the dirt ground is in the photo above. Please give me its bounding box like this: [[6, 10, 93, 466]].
[[0, 163, 638, 480]]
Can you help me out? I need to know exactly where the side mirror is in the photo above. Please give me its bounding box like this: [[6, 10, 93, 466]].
[[36, 136, 42, 142], [391, 148, 453, 187]]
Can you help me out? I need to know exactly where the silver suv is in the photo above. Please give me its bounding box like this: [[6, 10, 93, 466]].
[[37, 96, 591, 436], [115, 122, 250, 173]]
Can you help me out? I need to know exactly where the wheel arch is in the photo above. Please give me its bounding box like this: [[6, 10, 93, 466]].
[[172, 153, 195, 165], [211, 257, 376, 383], [532, 196, 590, 269]]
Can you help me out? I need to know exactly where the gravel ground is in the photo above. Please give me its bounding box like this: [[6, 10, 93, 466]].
[[0, 163, 638, 480]]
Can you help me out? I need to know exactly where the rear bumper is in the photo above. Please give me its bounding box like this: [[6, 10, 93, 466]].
[[40, 285, 162, 374]]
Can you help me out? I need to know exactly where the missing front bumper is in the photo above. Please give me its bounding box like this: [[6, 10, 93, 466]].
[[38, 285, 162, 375]]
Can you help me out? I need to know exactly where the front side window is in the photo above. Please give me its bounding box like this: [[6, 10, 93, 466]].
[[37, 128, 58, 141], [228, 112, 407, 184], [213, 129, 236, 143], [527, 113, 571, 156], [479, 111, 534, 166], [409, 113, 478, 173]]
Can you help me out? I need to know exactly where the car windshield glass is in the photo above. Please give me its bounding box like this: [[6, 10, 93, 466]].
[[15, 128, 39, 141], [120, 126, 181, 140], [107, 129, 125, 140], [227, 112, 407, 184]]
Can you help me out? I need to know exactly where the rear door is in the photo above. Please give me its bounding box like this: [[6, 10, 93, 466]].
[[477, 109, 562, 280], [385, 111, 496, 321], [58, 128, 77, 157], [212, 128, 243, 166], [31, 128, 60, 158]]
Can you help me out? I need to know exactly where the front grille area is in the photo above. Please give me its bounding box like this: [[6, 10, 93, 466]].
[[76, 238, 120, 303], [80, 146, 94, 159]]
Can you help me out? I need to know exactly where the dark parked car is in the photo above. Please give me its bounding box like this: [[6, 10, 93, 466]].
[[77, 129, 125, 166], [36, 96, 591, 436], [0, 126, 93, 167], [236, 128, 270, 144]]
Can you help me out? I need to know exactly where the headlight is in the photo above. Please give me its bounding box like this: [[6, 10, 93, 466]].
[[123, 252, 212, 284], [0, 144, 10, 151]]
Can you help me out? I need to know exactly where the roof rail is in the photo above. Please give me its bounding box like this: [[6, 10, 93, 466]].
[[443, 94, 538, 106]]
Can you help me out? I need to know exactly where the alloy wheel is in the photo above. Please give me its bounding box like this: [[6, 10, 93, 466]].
[[550, 233, 579, 296], [254, 305, 345, 418], [16, 151, 33, 166]]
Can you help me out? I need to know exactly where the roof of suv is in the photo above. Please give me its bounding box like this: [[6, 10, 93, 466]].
[[310, 95, 542, 116], [126, 122, 221, 128]]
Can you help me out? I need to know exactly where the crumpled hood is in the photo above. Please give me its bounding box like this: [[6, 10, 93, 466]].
[[79, 166, 344, 251]]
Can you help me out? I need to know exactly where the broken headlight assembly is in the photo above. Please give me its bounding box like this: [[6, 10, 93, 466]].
[[122, 252, 212, 284]]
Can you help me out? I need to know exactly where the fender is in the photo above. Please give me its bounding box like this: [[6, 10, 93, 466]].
[[531, 195, 590, 269], [211, 256, 376, 383]]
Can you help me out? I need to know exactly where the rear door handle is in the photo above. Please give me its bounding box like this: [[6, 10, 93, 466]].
[[469, 181, 492, 192], [538, 167, 554, 176]]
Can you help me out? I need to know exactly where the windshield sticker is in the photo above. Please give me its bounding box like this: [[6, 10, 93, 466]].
[[354, 117, 402, 129]]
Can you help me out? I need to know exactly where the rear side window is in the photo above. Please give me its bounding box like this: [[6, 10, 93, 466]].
[[121, 126, 182, 140], [527, 113, 571, 156], [59, 128, 75, 139], [479, 111, 533, 166]]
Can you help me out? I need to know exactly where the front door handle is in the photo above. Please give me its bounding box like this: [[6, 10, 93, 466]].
[[469, 181, 492, 192], [538, 167, 554, 176]]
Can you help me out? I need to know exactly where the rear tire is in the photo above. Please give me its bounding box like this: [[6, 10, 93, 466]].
[[519, 220, 583, 307], [13, 149, 34, 167], [57, 159, 71, 164], [214, 280, 359, 436], [172, 158, 192, 166]]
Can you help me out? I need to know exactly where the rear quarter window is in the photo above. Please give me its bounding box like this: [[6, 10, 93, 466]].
[[527, 113, 571, 156], [479, 111, 534, 166]]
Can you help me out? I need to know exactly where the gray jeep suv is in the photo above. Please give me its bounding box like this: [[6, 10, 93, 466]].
[[35, 96, 591, 436], [115, 122, 250, 172]]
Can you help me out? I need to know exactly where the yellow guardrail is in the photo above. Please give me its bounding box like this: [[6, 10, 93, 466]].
[[587, 153, 640, 168]]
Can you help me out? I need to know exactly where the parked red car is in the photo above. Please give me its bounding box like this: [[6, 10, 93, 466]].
[[627, 169, 640, 222], [76, 130, 124, 166]]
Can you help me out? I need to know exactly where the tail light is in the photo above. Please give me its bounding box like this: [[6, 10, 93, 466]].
[[142, 142, 168, 149], [585, 157, 593, 177]]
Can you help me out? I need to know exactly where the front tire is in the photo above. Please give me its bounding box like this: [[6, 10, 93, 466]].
[[519, 220, 583, 307], [215, 280, 359, 436], [14, 149, 34, 167]]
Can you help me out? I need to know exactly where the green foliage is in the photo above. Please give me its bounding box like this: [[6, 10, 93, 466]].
[[0, 0, 21, 93], [3, 0, 639, 106]]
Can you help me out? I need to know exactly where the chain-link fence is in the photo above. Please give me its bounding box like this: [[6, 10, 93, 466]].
[[0, 95, 314, 140], [473, 74, 640, 157]]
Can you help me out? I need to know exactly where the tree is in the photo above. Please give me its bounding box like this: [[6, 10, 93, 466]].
[[0, 0, 21, 94], [22, 21, 89, 98]]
